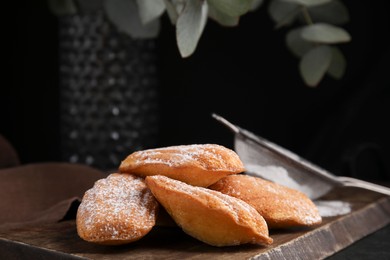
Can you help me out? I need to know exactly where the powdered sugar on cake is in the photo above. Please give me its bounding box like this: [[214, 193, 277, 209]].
[[77, 173, 158, 241], [127, 144, 242, 171]]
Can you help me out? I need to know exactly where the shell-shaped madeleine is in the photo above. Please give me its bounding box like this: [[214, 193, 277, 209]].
[[209, 174, 322, 228], [119, 144, 245, 187], [76, 173, 159, 245], [145, 175, 273, 247]]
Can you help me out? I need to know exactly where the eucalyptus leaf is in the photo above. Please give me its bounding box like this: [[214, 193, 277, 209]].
[[207, 0, 253, 17], [208, 4, 239, 26], [104, 0, 160, 39], [163, 0, 179, 24], [268, 0, 300, 28], [251, 0, 265, 11], [176, 0, 208, 57], [301, 23, 351, 44], [48, 0, 77, 16], [163, 0, 185, 25], [136, 0, 165, 24], [286, 28, 314, 57], [299, 45, 332, 87], [308, 0, 349, 25], [281, 0, 331, 7], [327, 47, 346, 79]]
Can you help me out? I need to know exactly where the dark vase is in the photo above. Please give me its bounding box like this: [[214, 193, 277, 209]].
[[58, 10, 159, 170]]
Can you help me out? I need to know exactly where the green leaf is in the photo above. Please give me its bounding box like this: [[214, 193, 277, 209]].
[[104, 0, 160, 39], [286, 28, 314, 57], [299, 45, 332, 87], [163, 0, 178, 24], [163, 0, 185, 24], [208, 4, 239, 27], [176, 0, 208, 57], [308, 0, 350, 25], [327, 47, 346, 79], [47, 0, 77, 16], [207, 0, 253, 17], [281, 0, 331, 7], [301, 23, 351, 44], [136, 0, 165, 24], [251, 0, 265, 11], [268, 0, 300, 28]]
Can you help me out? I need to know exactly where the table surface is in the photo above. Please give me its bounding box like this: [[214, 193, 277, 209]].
[[329, 223, 390, 259]]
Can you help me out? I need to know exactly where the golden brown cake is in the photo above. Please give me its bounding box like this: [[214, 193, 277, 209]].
[[119, 144, 245, 187], [76, 173, 159, 245], [209, 174, 322, 228], [145, 175, 273, 247]]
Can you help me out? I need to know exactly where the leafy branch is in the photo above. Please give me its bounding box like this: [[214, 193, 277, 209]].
[[49, 0, 351, 87], [268, 0, 351, 86]]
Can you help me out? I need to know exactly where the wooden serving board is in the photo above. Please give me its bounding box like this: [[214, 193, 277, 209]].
[[1, 187, 390, 259]]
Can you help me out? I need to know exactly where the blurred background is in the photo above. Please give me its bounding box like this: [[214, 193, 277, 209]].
[[2, 1, 389, 181]]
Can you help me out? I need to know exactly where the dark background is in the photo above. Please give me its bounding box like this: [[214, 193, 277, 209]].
[[2, 1, 389, 181]]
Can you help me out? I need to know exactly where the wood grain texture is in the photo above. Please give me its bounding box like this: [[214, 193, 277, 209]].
[[1, 187, 390, 259]]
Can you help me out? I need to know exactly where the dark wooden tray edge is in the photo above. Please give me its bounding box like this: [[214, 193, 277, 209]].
[[252, 196, 390, 260], [0, 237, 85, 260]]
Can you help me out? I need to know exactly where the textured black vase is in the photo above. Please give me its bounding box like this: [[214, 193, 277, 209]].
[[58, 11, 159, 170]]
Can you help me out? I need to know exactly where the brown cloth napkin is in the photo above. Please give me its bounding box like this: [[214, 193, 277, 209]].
[[0, 163, 107, 231], [0, 134, 20, 169], [0, 135, 107, 231]]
